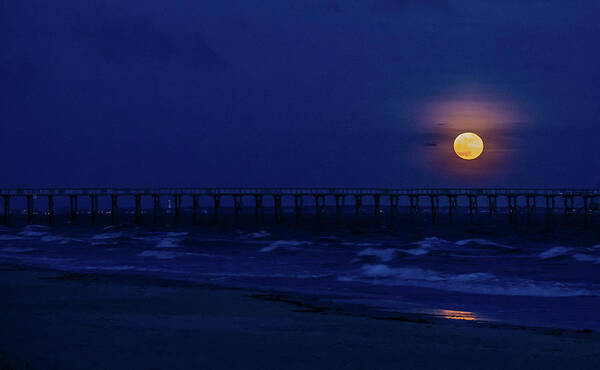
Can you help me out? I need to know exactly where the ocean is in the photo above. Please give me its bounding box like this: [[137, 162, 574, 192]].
[[1, 209, 599, 331]]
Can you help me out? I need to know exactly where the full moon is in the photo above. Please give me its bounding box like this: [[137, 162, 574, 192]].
[[453, 132, 484, 160]]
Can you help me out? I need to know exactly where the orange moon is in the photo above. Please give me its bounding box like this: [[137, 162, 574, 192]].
[[453, 132, 484, 160]]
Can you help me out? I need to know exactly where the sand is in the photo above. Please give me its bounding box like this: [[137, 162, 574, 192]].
[[1, 264, 599, 370]]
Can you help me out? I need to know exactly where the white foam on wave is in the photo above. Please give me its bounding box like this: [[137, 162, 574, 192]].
[[138, 250, 178, 260], [573, 254, 600, 264], [166, 232, 188, 237], [455, 239, 513, 249], [91, 232, 122, 240], [352, 264, 595, 297], [357, 248, 397, 262], [356, 242, 381, 247], [539, 246, 572, 259], [411, 237, 447, 249], [259, 240, 312, 252], [249, 231, 271, 239], [398, 248, 430, 256], [1, 247, 37, 253], [156, 238, 180, 248]]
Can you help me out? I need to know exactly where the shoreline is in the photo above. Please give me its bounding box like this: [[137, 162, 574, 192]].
[[1, 263, 599, 369]]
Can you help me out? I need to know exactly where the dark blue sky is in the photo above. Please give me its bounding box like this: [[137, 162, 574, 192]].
[[1, 0, 599, 188]]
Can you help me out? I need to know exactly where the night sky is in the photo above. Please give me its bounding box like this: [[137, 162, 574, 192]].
[[1, 0, 599, 188]]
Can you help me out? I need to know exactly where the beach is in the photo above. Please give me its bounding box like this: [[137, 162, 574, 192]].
[[1, 264, 599, 370]]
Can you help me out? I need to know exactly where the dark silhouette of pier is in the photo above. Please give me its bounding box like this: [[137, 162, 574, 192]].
[[0, 188, 598, 227]]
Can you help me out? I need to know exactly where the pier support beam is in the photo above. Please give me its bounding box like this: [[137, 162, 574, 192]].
[[192, 195, 199, 225], [429, 195, 439, 224], [294, 195, 303, 225], [468, 195, 478, 224], [354, 195, 362, 223], [545, 195, 555, 225], [134, 195, 142, 224], [111, 195, 118, 225], [255, 195, 264, 225], [90, 195, 98, 225], [564, 195, 574, 223], [26, 195, 34, 225], [409, 195, 419, 221], [584, 195, 592, 228], [508, 195, 517, 224], [315, 195, 325, 224], [3, 195, 10, 226], [374, 195, 381, 225], [48, 196, 54, 226], [213, 195, 221, 225], [153, 194, 161, 225], [273, 195, 282, 224], [233, 195, 242, 225], [173, 195, 181, 226], [335, 195, 344, 225], [448, 195, 457, 223], [526, 195, 536, 224], [488, 195, 497, 219], [69, 195, 78, 224], [389, 195, 399, 226]]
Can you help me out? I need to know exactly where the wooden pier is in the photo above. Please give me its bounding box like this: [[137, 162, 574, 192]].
[[0, 188, 598, 227]]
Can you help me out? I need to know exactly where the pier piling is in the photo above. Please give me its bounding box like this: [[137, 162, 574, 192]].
[[3, 195, 9, 226], [294, 195, 302, 225], [273, 195, 282, 224], [69, 195, 77, 224], [48, 196, 54, 226], [135, 195, 142, 224], [192, 195, 199, 225], [233, 195, 242, 225], [90, 195, 98, 225], [335, 195, 344, 224], [111, 195, 118, 225], [173, 195, 181, 225], [255, 195, 264, 225], [213, 195, 221, 225], [26, 195, 34, 225], [153, 194, 160, 225]]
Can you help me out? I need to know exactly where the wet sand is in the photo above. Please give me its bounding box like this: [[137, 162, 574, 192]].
[[1, 264, 599, 370]]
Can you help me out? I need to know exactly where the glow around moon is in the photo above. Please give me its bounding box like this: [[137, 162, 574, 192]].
[[453, 132, 484, 160]]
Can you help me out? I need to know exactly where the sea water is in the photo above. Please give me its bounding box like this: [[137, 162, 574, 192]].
[[1, 223, 599, 330]]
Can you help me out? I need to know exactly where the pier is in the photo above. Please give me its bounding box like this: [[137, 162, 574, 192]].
[[0, 188, 598, 227]]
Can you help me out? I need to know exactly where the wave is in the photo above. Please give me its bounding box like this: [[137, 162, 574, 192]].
[[455, 239, 513, 249], [18, 230, 47, 237], [411, 237, 447, 249], [0, 235, 25, 241], [344, 264, 597, 297], [91, 232, 122, 240], [40, 235, 72, 244], [572, 254, 600, 264], [357, 248, 396, 262], [138, 250, 178, 260], [539, 247, 572, 259], [155, 238, 181, 248], [259, 240, 312, 253], [1, 247, 37, 253], [166, 232, 188, 237], [248, 231, 271, 239]]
